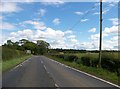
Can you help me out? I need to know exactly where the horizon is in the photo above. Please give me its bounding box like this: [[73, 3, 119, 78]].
[[1, 1, 119, 50]]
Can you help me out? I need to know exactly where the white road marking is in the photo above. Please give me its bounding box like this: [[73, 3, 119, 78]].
[[41, 61, 43, 64], [10, 57, 31, 71], [55, 84, 60, 89], [48, 58, 120, 88], [43, 65, 47, 70]]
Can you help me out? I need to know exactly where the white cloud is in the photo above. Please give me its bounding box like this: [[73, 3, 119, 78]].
[[111, 36, 118, 41], [0, 2, 22, 13], [80, 42, 98, 50], [109, 18, 118, 26], [69, 39, 78, 43], [80, 19, 88, 22], [22, 20, 46, 30], [64, 30, 73, 34], [90, 26, 118, 40], [94, 9, 109, 15], [0, 22, 15, 30], [0, 16, 4, 20], [102, 0, 119, 2], [38, 9, 46, 17], [53, 18, 60, 25], [103, 25, 118, 34], [6, 27, 73, 48], [41, 0, 64, 6], [89, 25, 119, 50], [74, 11, 83, 15], [88, 28, 96, 33], [91, 33, 99, 40], [67, 35, 76, 39]]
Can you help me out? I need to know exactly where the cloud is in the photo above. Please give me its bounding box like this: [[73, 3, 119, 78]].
[[80, 19, 88, 22], [93, 8, 109, 15], [69, 39, 78, 43], [102, 0, 119, 2], [0, 22, 16, 30], [21, 20, 46, 30], [4, 27, 73, 48], [64, 30, 73, 34], [0, 16, 4, 20], [88, 28, 96, 33], [89, 25, 118, 50], [80, 42, 98, 50], [74, 11, 83, 15], [93, 2, 118, 15], [90, 25, 118, 40], [53, 18, 60, 25], [0, 2, 22, 13], [41, 0, 64, 6], [67, 35, 76, 39], [109, 18, 118, 26], [103, 25, 118, 34], [37, 9, 46, 17]]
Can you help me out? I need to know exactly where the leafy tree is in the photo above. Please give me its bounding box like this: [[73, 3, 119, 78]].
[[3, 39, 50, 55], [19, 39, 29, 45], [37, 40, 50, 55], [6, 40, 14, 46]]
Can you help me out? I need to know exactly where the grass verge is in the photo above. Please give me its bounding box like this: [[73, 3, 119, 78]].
[[2, 55, 32, 72], [46, 55, 119, 85]]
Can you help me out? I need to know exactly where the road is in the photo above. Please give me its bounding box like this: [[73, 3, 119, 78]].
[[2, 56, 119, 88]]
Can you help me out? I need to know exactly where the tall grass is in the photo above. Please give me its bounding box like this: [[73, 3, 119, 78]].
[[2, 55, 31, 72], [2, 47, 25, 61], [2, 46, 32, 72]]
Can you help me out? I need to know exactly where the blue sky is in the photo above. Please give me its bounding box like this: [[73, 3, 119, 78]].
[[0, 1, 119, 50]]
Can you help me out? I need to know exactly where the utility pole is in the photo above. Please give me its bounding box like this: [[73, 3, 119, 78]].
[[99, 0, 102, 68]]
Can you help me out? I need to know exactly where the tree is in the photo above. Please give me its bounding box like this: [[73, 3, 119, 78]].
[[37, 40, 50, 55], [19, 39, 29, 45], [6, 40, 13, 46], [23, 41, 37, 54]]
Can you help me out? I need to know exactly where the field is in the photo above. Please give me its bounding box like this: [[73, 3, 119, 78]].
[[47, 51, 120, 85]]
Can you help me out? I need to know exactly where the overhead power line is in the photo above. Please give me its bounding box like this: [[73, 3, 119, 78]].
[[68, 2, 117, 31], [69, 5, 97, 30]]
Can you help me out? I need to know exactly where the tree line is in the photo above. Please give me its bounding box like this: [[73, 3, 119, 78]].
[[2, 39, 50, 55]]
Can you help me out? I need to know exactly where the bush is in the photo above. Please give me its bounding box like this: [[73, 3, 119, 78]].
[[81, 54, 99, 67], [101, 52, 119, 72], [64, 55, 78, 62]]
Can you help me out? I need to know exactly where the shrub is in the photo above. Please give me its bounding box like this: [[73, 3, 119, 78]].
[[81, 53, 99, 67], [101, 52, 119, 72], [64, 55, 78, 62], [81, 56, 91, 66]]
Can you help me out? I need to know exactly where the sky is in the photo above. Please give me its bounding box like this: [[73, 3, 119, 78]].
[[0, 0, 119, 50]]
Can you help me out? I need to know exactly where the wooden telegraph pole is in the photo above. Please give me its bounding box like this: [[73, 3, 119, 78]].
[[99, 0, 102, 68]]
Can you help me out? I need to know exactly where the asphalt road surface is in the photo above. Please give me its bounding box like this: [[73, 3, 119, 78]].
[[2, 56, 120, 88]]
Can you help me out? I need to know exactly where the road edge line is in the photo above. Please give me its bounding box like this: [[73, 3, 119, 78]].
[[10, 57, 32, 71], [47, 57, 120, 88]]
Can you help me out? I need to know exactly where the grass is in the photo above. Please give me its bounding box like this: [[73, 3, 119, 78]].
[[47, 55, 119, 85], [2, 55, 32, 72]]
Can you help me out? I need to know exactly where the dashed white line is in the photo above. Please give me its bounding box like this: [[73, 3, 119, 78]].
[[55, 84, 60, 89], [43, 65, 47, 70], [41, 60, 43, 64], [48, 58, 120, 88]]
